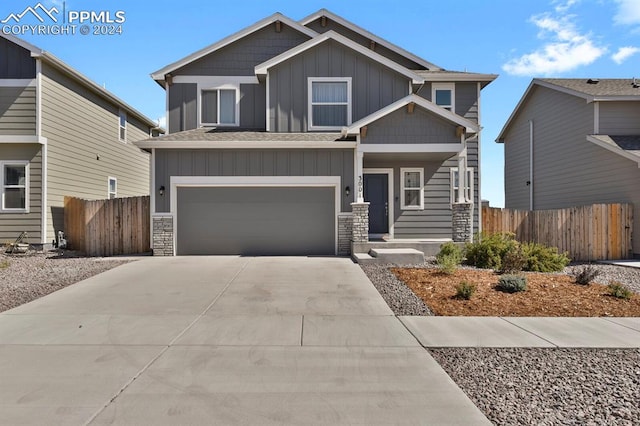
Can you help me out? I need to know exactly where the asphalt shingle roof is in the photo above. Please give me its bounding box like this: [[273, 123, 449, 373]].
[[539, 78, 640, 97], [141, 128, 353, 143], [589, 135, 640, 159]]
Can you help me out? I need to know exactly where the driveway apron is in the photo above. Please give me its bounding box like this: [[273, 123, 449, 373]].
[[0, 256, 489, 425]]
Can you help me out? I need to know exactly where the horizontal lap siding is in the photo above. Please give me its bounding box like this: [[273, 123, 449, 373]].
[[0, 87, 36, 135], [155, 148, 354, 213], [41, 63, 150, 242], [0, 144, 42, 243], [599, 102, 640, 134], [269, 40, 410, 132]]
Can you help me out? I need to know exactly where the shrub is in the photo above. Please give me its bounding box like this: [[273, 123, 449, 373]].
[[0, 259, 8, 269], [500, 245, 527, 274], [607, 281, 632, 300], [465, 233, 518, 270], [455, 281, 476, 300], [574, 264, 600, 285], [437, 254, 459, 275], [520, 242, 570, 272], [497, 274, 527, 293], [436, 242, 464, 265]]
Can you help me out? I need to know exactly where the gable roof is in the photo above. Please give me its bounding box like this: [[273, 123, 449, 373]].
[[1, 34, 161, 130], [345, 94, 479, 135], [299, 8, 441, 71], [587, 135, 640, 167], [255, 30, 425, 84], [539, 78, 640, 98], [414, 70, 498, 89], [150, 13, 317, 84]]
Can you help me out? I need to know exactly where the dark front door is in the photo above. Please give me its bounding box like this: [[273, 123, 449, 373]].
[[364, 174, 388, 234]]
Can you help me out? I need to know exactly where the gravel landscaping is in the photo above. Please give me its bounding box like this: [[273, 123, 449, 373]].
[[0, 251, 130, 312]]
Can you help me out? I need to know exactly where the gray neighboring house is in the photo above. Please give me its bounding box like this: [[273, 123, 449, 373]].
[[0, 34, 161, 247], [137, 9, 496, 256], [497, 78, 640, 258]]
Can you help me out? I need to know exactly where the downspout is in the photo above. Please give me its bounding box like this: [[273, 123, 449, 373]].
[[529, 120, 534, 211], [36, 57, 48, 246]]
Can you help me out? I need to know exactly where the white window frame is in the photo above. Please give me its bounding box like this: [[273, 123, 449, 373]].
[[450, 167, 474, 204], [1, 161, 29, 213], [198, 85, 240, 127], [432, 83, 455, 112], [118, 109, 127, 142], [400, 167, 424, 211], [108, 176, 117, 199], [308, 77, 352, 131]]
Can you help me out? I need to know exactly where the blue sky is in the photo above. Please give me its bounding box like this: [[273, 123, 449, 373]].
[[2, 0, 640, 206]]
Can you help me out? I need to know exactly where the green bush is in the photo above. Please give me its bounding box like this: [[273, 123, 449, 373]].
[[497, 274, 527, 293], [574, 264, 600, 285], [465, 233, 518, 270], [607, 281, 632, 300], [437, 254, 459, 275], [436, 242, 464, 265], [455, 281, 476, 300], [521, 242, 570, 272], [500, 245, 527, 274]]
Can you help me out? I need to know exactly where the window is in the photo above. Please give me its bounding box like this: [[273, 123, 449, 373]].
[[1, 162, 28, 212], [400, 168, 424, 210], [108, 177, 117, 199], [432, 83, 455, 112], [450, 167, 474, 204], [119, 110, 127, 142], [308, 77, 352, 130], [200, 88, 237, 126]]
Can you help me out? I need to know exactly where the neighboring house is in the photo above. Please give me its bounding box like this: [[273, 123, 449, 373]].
[[137, 9, 496, 256], [497, 78, 640, 258], [0, 34, 161, 247]]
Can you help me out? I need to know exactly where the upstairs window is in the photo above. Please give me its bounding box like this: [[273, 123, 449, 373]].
[[119, 110, 127, 142], [308, 78, 352, 130], [400, 168, 424, 210], [201, 88, 237, 126], [432, 83, 455, 112], [450, 167, 474, 204], [108, 177, 117, 199], [1, 162, 28, 212]]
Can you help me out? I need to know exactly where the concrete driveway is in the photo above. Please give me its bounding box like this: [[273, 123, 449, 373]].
[[0, 256, 489, 425]]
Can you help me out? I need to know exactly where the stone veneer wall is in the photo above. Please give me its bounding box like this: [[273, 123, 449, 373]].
[[338, 214, 353, 255], [351, 202, 369, 243], [452, 203, 473, 242], [152, 216, 174, 256]]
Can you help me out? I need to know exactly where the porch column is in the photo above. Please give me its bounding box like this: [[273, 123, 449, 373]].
[[457, 148, 467, 203]]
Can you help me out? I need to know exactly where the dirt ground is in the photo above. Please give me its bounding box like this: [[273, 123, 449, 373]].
[[391, 267, 640, 317]]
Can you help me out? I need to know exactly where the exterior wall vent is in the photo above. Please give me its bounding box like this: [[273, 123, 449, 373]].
[[586, 78, 599, 84]]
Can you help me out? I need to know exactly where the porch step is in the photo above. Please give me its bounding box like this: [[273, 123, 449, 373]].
[[352, 240, 448, 257], [351, 252, 376, 264], [368, 248, 425, 265]]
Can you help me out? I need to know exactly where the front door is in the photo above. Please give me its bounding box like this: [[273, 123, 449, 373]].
[[364, 174, 388, 234]]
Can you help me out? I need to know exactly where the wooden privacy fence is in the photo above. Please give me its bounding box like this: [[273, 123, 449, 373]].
[[482, 204, 633, 261], [64, 196, 150, 256]]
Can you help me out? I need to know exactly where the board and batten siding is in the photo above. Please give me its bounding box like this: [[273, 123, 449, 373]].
[[174, 24, 311, 76], [416, 82, 479, 122], [0, 86, 36, 136], [599, 101, 640, 135], [154, 148, 354, 213], [269, 39, 410, 132], [0, 37, 35, 79], [361, 107, 460, 144], [40, 62, 150, 242], [0, 143, 42, 243]]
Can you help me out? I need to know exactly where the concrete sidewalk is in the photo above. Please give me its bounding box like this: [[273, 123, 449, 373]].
[[0, 256, 490, 425]]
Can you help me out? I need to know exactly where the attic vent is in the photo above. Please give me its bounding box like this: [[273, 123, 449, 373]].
[[633, 77, 639, 88], [586, 78, 599, 84]]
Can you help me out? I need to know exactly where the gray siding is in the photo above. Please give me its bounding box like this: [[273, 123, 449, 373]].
[[0, 143, 42, 243], [416, 82, 479, 122], [269, 40, 410, 132], [599, 102, 640, 135], [304, 18, 426, 70], [362, 107, 459, 144], [175, 24, 311, 76], [41, 62, 151, 242], [239, 83, 266, 129], [154, 148, 354, 213], [0, 86, 36, 135], [168, 83, 197, 133], [503, 85, 640, 255], [0, 37, 35, 79]]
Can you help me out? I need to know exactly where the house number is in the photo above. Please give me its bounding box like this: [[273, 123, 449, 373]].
[[358, 176, 363, 198]]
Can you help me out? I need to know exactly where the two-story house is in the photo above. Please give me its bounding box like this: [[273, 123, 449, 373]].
[[0, 34, 161, 248], [137, 9, 496, 257], [497, 78, 640, 258]]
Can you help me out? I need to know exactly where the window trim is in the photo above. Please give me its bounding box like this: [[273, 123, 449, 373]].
[[308, 77, 352, 131], [108, 176, 117, 199], [198, 85, 240, 127], [1, 161, 29, 213], [432, 82, 455, 113], [400, 167, 424, 211], [118, 109, 127, 142], [450, 167, 474, 204]]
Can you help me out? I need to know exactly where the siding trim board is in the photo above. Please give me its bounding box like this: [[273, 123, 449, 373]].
[[0, 136, 46, 144], [0, 79, 35, 87], [136, 140, 357, 149]]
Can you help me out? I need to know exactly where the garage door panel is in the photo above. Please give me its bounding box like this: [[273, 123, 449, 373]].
[[177, 187, 335, 255]]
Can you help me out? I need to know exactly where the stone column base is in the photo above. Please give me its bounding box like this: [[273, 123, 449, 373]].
[[452, 203, 473, 243], [338, 213, 353, 255], [351, 202, 370, 243], [152, 215, 174, 256]]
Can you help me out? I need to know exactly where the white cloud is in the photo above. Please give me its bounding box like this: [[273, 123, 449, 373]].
[[611, 46, 640, 63], [502, 14, 606, 76], [553, 0, 579, 12], [613, 0, 640, 26], [158, 116, 167, 129]]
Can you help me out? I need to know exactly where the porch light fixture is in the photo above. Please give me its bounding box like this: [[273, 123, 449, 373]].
[[345, 186, 350, 197], [159, 185, 165, 196]]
